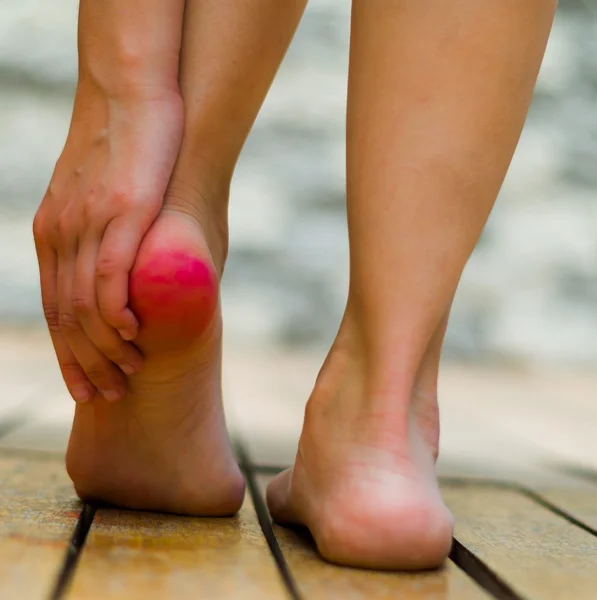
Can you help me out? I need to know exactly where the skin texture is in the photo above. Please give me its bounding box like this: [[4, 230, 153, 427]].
[[33, 0, 186, 403], [266, 0, 557, 569], [65, 0, 308, 515]]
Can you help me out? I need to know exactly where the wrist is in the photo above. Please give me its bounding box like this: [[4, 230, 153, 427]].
[[71, 75, 183, 144], [78, 42, 180, 103], [77, 68, 181, 106]]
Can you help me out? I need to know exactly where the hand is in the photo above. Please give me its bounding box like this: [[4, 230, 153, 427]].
[[33, 81, 183, 402]]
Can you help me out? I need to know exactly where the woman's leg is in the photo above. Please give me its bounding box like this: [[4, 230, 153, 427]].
[[268, 0, 556, 569], [66, 0, 307, 515]]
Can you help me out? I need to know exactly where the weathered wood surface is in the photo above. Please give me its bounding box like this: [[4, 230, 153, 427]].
[[66, 494, 289, 600], [0, 451, 79, 600], [531, 485, 597, 534], [3, 330, 597, 600], [444, 483, 597, 600]]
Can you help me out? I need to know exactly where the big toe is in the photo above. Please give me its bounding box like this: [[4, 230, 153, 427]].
[[266, 468, 298, 524]]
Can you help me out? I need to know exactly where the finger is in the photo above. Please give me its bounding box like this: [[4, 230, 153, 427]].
[[96, 216, 146, 341], [73, 236, 144, 375], [35, 242, 95, 403], [57, 246, 127, 402]]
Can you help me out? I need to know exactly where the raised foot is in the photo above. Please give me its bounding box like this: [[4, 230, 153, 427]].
[[66, 210, 245, 516]]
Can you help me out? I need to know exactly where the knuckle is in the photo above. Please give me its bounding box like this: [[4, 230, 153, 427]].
[[42, 302, 61, 332], [96, 254, 122, 281], [55, 214, 71, 240], [46, 181, 58, 199], [84, 362, 111, 381], [110, 186, 140, 208], [83, 364, 103, 378], [72, 293, 93, 314], [60, 363, 86, 387], [60, 361, 82, 377], [58, 310, 81, 333], [32, 211, 47, 242], [47, 170, 68, 199]]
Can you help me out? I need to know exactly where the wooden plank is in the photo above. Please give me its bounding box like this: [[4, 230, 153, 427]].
[[0, 393, 73, 454], [256, 475, 490, 600], [533, 483, 597, 533], [0, 450, 79, 600], [443, 482, 597, 600], [66, 494, 289, 600]]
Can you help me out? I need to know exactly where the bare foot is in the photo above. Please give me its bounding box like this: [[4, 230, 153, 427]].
[[266, 313, 454, 569], [66, 205, 244, 516]]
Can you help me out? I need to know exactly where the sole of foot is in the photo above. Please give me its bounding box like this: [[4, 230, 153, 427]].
[[266, 324, 454, 570], [66, 208, 245, 516]]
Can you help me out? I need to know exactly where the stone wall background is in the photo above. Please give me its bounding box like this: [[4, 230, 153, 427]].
[[1, 0, 596, 366]]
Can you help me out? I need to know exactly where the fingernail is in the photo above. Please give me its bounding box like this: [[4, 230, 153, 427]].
[[118, 329, 134, 341], [119, 364, 136, 375], [73, 386, 91, 403], [102, 389, 123, 402]]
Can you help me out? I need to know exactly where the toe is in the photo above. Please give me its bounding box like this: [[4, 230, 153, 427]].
[[266, 468, 299, 524]]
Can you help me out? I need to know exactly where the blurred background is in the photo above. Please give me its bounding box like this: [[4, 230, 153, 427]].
[[1, 0, 596, 369]]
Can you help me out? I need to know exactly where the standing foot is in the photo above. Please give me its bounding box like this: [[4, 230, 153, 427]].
[[267, 313, 453, 569]]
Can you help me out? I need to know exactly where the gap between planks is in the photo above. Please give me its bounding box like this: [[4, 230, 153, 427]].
[[0, 449, 91, 600], [49, 504, 96, 600], [0, 406, 94, 600], [236, 441, 302, 600]]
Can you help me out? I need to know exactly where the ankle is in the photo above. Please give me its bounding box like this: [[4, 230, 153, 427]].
[[339, 304, 418, 397], [312, 307, 441, 426], [308, 319, 409, 425], [164, 173, 230, 275]]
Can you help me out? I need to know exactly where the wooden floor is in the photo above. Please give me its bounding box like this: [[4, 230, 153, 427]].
[[2, 327, 597, 600]]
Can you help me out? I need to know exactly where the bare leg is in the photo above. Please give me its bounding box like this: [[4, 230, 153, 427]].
[[268, 0, 556, 569], [66, 0, 307, 515]]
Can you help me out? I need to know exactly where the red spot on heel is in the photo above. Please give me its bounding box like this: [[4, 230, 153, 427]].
[[129, 251, 218, 347]]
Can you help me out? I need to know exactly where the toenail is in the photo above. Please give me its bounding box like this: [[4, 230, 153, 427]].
[[119, 364, 136, 375], [102, 389, 123, 402], [72, 386, 92, 403]]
